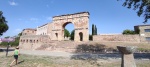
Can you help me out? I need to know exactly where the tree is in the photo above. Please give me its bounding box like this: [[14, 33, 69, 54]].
[[0, 11, 9, 36], [122, 29, 137, 34], [64, 29, 70, 37], [70, 30, 75, 40], [0, 32, 21, 47], [4, 36, 10, 38], [89, 34, 93, 40], [92, 24, 95, 35], [95, 25, 97, 35], [119, 0, 150, 23], [18, 32, 22, 37]]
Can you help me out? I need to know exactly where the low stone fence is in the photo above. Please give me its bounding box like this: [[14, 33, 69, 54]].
[[93, 34, 141, 42]]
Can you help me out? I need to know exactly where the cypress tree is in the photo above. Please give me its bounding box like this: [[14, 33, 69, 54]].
[[95, 25, 97, 35], [92, 24, 95, 35]]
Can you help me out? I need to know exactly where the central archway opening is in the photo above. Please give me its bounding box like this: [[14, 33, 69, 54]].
[[62, 22, 74, 41], [79, 32, 83, 41], [55, 33, 58, 40]]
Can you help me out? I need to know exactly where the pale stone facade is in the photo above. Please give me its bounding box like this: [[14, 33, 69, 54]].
[[19, 12, 89, 49], [21, 12, 89, 41], [19, 35, 49, 50], [134, 24, 150, 42], [36, 23, 49, 35], [49, 12, 89, 41], [22, 28, 36, 36]]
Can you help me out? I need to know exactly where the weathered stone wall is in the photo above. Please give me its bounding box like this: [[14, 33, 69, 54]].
[[19, 35, 50, 50], [22, 29, 36, 36], [93, 34, 142, 42], [139, 26, 150, 36], [134, 25, 150, 42], [139, 26, 150, 41]]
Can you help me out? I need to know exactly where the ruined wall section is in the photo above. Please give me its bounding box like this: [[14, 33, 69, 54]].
[[93, 34, 141, 42], [19, 35, 49, 50]]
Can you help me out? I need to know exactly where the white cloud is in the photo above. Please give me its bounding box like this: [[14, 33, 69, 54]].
[[30, 18, 39, 23], [18, 19, 22, 20], [51, 0, 54, 4], [14, 29, 22, 33], [47, 17, 52, 20], [9, 1, 18, 6], [30, 18, 38, 21], [46, 5, 49, 8]]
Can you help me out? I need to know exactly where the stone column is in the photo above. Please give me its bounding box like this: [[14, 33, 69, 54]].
[[117, 46, 137, 67]]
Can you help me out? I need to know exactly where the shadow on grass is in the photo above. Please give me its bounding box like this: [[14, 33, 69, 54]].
[[18, 60, 25, 64], [0, 48, 15, 52], [71, 43, 119, 60], [70, 43, 120, 66], [73, 43, 118, 53], [71, 43, 150, 61]]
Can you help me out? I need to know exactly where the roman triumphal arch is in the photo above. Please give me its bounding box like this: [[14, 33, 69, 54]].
[[48, 12, 89, 41]]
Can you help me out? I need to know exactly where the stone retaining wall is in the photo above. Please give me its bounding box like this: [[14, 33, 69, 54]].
[[19, 35, 50, 50], [93, 34, 142, 42]]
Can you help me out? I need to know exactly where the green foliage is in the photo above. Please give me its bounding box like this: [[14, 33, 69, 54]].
[[89, 35, 93, 40], [92, 24, 97, 35], [91, 24, 97, 40], [137, 48, 150, 52], [4, 36, 10, 38], [122, 29, 138, 35], [95, 25, 97, 35], [70, 29, 75, 40], [0, 33, 21, 47], [92, 24, 95, 35], [18, 32, 22, 37], [0, 11, 9, 36], [119, 0, 150, 23], [134, 29, 140, 34], [64, 29, 70, 37]]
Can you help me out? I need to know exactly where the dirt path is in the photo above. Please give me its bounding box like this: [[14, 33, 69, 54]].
[[20, 50, 74, 57]]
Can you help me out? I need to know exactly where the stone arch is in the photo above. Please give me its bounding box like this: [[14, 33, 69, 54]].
[[79, 32, 83, 41], [62, 22, 74, 40], [49, 12, 89, 41], [62, 22, 72, 28], [55, 33, 58, 40]]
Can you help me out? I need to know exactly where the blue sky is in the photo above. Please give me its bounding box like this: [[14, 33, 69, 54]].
[[0, 0, 149, 38]]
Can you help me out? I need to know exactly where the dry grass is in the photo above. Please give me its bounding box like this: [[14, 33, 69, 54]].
[[0, 51, 150, 67]]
